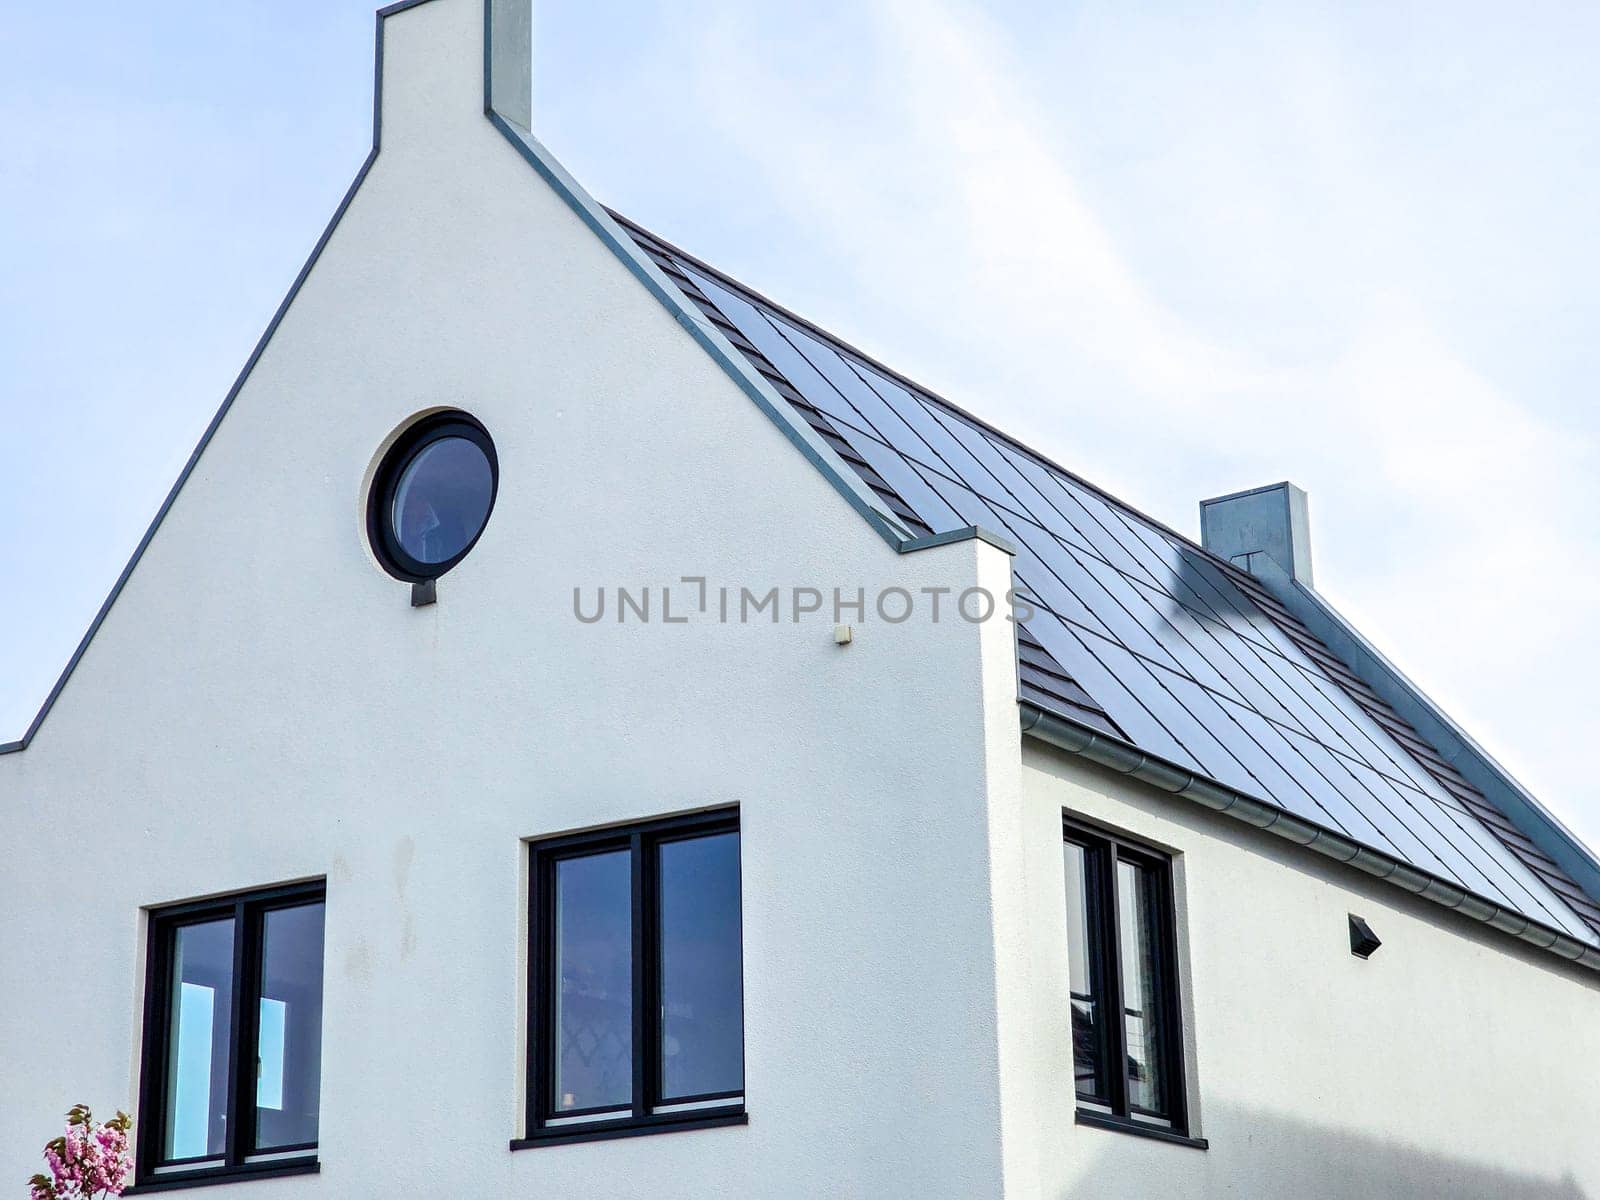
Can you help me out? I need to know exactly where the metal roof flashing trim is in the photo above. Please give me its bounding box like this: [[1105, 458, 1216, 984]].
[[898, 526, 1017, 556], [481, 1, 915, 555], [1019, 701, 1600, 975], [1241, 554, 1600, 910], [1, 0, 436, 757]]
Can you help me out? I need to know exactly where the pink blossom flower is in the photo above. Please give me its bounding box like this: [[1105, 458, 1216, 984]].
[[29, 1105, 132, 1200]]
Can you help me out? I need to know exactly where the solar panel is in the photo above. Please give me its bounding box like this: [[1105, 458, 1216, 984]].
[[623, 220, 1600, 947]]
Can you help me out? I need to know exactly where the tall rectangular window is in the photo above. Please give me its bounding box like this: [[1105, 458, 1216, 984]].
[[1063, 818, 1196, 1143], [138, 882, 326, 1188], [519, 809, 745, 1148]]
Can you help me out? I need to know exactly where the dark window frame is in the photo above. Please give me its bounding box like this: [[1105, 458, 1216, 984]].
[[132, 880, 326, 1193], [513, 808, 746, 1150], [366, 410, 499, 583], [1063, 815, 1202, 1146]]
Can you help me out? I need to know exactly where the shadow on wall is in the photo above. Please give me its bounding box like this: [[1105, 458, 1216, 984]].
[[1070, 1104, 1589, 1200]]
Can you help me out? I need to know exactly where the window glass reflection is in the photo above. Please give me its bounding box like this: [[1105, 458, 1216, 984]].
[[391, 436, 494, 564], [1117, 859, 1168, 1117], [257, 999, 286, 1110], [164, 920, 234, 1162], [658, 832, 743, 1100], [1064, 841, 1106, 1100], [554, 851, 633, 1112], [254, 903, 325, 1151]]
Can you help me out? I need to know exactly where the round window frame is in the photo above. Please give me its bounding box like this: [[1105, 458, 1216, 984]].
[[366, 411, 499, 583]]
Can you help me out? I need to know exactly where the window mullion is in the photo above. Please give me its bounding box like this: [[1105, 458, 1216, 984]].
[[1155, 864, 1187, 1130], [136, 920, 169, 1181], [223, 901, 248, 1168], [1101, 842, 1129, 1118], [527, 850, 547, 1133], [630, 833, 648, 1121], [237, 902, 269, 1164]]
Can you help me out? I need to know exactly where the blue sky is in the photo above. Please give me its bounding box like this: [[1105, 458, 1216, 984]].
[[3, 1, 1597, 846]]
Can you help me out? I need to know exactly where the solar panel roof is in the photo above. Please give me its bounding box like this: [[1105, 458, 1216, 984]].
[[616, 213, 1600, 949]]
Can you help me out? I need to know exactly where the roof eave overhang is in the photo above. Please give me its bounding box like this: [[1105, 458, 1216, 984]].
[[1019, 700, 1600, 976]]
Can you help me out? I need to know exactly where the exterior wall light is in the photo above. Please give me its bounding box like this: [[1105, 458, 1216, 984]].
[[1348, 913, 1382, 959]]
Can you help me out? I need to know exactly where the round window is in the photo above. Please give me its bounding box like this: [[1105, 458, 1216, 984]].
[[367, 412, 498, 582]]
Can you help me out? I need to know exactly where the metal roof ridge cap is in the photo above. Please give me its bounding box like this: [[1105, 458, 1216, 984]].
[[1017, 701, 1600, 976]]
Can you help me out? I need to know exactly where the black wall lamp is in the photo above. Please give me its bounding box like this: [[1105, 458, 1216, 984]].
[[1348, 914, 1382, 959]]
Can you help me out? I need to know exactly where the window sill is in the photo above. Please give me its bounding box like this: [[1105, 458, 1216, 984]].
[[124, 1159, 319, 1194], [510, 1109, 747, 1150], [1075, 1108, 1208, 1150]]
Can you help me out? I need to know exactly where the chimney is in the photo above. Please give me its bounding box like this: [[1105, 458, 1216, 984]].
[[1199, 481, 1314, 587], [488, 0, 533, 133]]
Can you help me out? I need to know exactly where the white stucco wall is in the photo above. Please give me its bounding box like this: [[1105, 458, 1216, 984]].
[[1008, 742, 1600, 1200], [0, 1, 1024, 1195]]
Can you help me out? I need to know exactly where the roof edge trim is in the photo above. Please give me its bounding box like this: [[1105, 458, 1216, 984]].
[[1245, 554, 1600, 907], [900, 526, 1017, 556], [1, 1, 429, 756], [1019, 701, 1600, 975], [482, 1, 914, 554]]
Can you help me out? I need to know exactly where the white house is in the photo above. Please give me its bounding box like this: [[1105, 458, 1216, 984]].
[[4, 1, 1598, 1196]]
